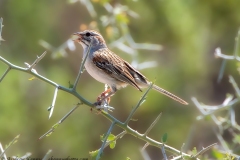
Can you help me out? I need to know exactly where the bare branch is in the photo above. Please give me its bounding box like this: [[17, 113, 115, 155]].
[[0, 135, 20, 158], [12, 152, 31, 159], [0, 55, 93, 107], [172, 143, 215, 160], [0, 17, 4, 44], [192, 143, 217, 158], [39, 104, 81, 139], [180, 143, 185, 160], [27, 51, 47, 71], [140, 147, 151, 160], [72, 39, 92, 91], [0, 143, 7, 160], [214, 47, 240, 61], [229, 75, 240, 98], [192, 97, 239, 120], [230, 107, 240, 131], [124, 82, 153, 125], [143, 112, 162, 136], [48, 87, 59, 119], [214, 29, 240, 62], [214, 129, 230, 151], [161, 144, 168, 160], [0, 67, 11, 83], [233, 28, 240, 58], [141, 142, 149, 151], [42, 150, 52, 160]]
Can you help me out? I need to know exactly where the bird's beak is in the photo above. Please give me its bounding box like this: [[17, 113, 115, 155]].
[[72, 32, 82, 42]]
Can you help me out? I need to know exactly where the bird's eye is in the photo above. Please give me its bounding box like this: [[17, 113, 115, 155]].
[[86, 32, 91, 37]]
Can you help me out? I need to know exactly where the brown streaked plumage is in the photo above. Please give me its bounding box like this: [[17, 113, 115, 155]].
[[73, 30, 188, 105]]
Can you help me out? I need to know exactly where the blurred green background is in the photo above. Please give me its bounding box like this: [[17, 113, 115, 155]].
[[1, 0, 240, 159]]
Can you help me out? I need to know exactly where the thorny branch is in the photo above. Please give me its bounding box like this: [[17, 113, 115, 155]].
[[0, 17, 4, 44], [0, 17, 209, 159], [0, 53, 196, 158], [216, 29, 240, 82], [192, 76, 240, 158]]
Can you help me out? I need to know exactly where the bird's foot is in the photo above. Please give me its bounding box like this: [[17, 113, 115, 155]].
[[95, 88, 111, 106], [94, 90, 114, 112]]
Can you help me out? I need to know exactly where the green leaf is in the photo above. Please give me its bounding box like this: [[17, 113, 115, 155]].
[[89, 149, 99, 159], [53, 123, 59, 129], [28, 76, 36, 80], [107, 134, 116, 141], [115, 13, 129, 24], [204, 115, 212, 121], [191, 147, 197, 155], [46, 132, 53, 137], [233, 134, 240, 144], [211, 149, 225, 159], [5, 134, 20, 148], [161, 133, 168, 143], [100, 133, 116, 142], [126, 157, 131, 160], [100, 133, 116, 149], [68, 81, 74, 88], [109, 140, 116, 149]]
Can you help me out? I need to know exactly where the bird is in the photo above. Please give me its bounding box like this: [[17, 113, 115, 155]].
[[73, 30, 188, 105]]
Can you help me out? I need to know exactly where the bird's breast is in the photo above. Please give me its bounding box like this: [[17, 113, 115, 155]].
[[84, 56, 116, 85]]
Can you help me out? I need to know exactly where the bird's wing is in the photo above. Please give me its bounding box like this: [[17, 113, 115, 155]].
[[92, 49, 142, 91]]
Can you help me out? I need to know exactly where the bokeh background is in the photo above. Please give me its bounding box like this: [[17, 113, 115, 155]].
[[0, 0, 240, 159]]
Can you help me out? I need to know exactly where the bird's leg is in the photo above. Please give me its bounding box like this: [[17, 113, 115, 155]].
[[95, 87, 116, 106], [96, 88, 111, 104]]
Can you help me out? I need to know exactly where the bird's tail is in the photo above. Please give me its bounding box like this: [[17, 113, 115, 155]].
[[152, 84, 188, 105]]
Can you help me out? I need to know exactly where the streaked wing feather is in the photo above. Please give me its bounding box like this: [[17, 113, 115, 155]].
[[92, 49, 141, 90]]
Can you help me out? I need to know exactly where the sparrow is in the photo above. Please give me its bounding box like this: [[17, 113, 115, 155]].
[[73, 30, 188, 105]]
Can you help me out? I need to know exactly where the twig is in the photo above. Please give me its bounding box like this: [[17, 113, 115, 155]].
[[42, 149, 52, 160], [233, 28, 240, 58], [172, 143, 216, 160], [140, 147, 151, 160], [0, 143, 7, 160], [214, 129, 230, 151], [192, 94, 235, 111], [141, 143, 149, 151], [0, 135, 20, 158], [124, 83, 153, 125], [192, 143, 217, 158], [12, 152, 32, 159], [192, 97, 239, 120], [217, 59, 227, 83], [230, 107, 240, 131], [0, 67, 11, 82], [0, 55, 93, 107], [48, 87, 59, 119], [39, 104, 81, 139], [229, 75, 240, 98], [0, 17, 4, 44], [180, 143, 185, 160], [27, 51, 47, 71], [161, 144, 168, 160], [72, 39, 92, 91], [214, 29, 240, 62], [96, 122, 116, 160], [103, 131, 127, 149], [143, 112, 162, 136]]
